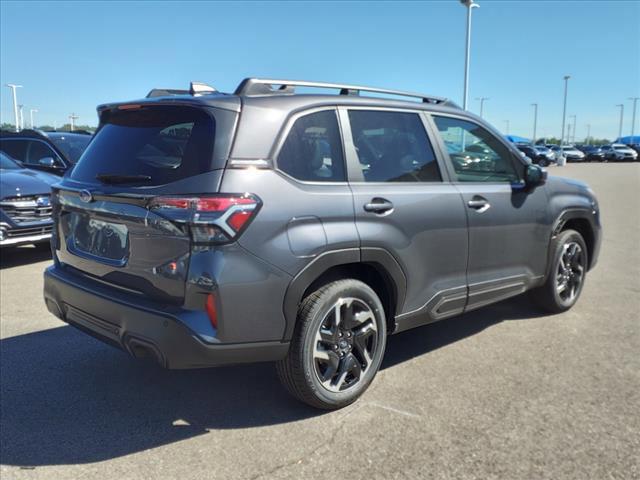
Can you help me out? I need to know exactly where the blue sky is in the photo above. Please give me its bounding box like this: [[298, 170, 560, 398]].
[[1, 1, 638, 140]]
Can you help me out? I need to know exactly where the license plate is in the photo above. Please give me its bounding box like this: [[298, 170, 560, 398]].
[[70, 214, 129, 263]]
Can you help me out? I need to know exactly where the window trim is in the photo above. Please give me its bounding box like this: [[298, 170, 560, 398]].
[[338, 105, 449, 185], [426, 112, 527, 186], [271, 106, 349, 186]]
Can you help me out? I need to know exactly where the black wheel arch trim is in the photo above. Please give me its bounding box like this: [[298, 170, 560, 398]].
[[282, 247, 407, 341], [545, 207, 598, 280]]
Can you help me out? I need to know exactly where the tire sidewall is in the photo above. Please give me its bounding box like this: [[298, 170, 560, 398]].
[[300, 282, 387, 408]]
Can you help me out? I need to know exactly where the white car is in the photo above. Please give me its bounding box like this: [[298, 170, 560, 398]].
[[601, 144, 638, 161]]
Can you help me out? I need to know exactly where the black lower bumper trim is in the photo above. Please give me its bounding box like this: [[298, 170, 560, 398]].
[[43, 266, 290, 369]]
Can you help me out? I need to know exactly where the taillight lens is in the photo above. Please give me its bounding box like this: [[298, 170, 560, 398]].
[[149, 194, 260, 244]]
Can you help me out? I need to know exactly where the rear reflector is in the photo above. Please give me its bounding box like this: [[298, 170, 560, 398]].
[[205, 293, 218, 329]]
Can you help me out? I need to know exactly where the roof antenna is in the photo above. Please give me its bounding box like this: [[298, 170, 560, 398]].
[[190, 82, 217, 96]]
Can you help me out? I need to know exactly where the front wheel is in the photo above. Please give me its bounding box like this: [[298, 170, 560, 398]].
[[277, 279, 387, 409], [530, 229, 588, 313]]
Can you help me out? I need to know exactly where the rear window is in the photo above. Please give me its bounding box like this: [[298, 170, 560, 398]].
[[71, 106, 217, 186]]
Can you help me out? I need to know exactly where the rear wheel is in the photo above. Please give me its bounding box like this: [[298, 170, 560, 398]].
[[530, 229, 588, 313], [276, 279, 387, 409]]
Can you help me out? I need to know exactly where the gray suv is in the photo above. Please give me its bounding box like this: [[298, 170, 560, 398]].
[[43, 78, 602, 409]]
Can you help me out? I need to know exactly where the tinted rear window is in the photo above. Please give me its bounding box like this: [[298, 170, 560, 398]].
[[71, 106, 216, 186]]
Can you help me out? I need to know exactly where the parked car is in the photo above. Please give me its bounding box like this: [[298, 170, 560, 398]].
[[516, 144, 554, 166], [546, 145, 585, 162], [0, 129, 92, 176], [581, 146, 606, 162], [43, 79, 602, 409], [600, 144, 638, 161], [0, 151, 58, 247]]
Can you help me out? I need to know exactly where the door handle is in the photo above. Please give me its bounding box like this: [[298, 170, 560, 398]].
[[364, 198, 394, 214], [467, 196, 490, 213]]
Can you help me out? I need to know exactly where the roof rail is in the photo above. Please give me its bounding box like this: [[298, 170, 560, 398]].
[[234, 78, 457, 106]]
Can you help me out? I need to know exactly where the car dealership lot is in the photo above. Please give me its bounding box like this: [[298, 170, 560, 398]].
[[1, 163, 638, 480]]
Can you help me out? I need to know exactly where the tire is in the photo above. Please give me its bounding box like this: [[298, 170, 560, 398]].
[[530, 229, 588, 313], [276, 279, 387, 410], [539, 159, 549, 167]]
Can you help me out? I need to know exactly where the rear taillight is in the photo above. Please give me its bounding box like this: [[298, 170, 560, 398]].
[[149, 194, 260, 244]]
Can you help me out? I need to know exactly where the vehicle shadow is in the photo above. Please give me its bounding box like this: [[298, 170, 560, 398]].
[[0, 296, 544, 467], [0, 244, 52, 269]]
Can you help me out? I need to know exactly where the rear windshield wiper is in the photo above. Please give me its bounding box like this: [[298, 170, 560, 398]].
[[96, 173, 152, 184]]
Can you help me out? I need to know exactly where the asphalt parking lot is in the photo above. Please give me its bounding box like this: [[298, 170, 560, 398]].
[[1, 163, 638, 480]]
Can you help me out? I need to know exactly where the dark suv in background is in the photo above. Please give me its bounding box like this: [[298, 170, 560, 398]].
[[43, 79, 601, 409], [0, 129, 92, 176]]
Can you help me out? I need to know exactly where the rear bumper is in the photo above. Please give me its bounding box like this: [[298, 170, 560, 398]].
[[43, 265, 289, 369]]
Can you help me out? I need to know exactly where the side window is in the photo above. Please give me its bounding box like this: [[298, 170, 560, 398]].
[[26, 141, 60, 165], [0, 139, 28, 162], [348, 110, 441, 182], [433, 116, 521, 183], [277, 110, 345, 182]]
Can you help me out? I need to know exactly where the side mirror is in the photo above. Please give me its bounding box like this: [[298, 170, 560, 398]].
[[38, 156, 56, 167], [525, 163, 547, 187]]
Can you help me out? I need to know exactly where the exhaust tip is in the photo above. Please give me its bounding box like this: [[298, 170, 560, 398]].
[[124, 336, 166, 368]]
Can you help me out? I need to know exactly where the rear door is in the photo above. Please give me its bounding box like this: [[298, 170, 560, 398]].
[[53, 104, 237, 305], [340, 107, 468, 331], [430, 114, 551, 310]]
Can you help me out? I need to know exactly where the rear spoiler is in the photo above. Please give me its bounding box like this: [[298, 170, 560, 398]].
[[146, 82, 217, 98]]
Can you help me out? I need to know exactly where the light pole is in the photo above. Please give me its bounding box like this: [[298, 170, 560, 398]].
[[560, 75, 570, 147], [629, 97, 639, 140], [460, 0, 480, 110], [569, 115, 577, 144], [475, 97, 489, 117], [531, 103, 538, 142], [615, 104, 624, 141], [18, 105, 24, 131], [69, 113, 79, 131], [30, 109, 38, 129], [586, 124, 591, 145], [504, 120, 510, 135], [5, 84, 23, 132]]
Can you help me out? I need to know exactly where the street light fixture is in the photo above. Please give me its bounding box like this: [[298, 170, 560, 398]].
[[475, 97, 489, 117], [629, 97, 639, 139], [504, 119, 510, 135], [531, 103, 538, 142], [586, 124, 591, 145], [5, 84, 23, 132], [615, 104, 624, 140], [560, 75, 570, 147], [460, 0, 480, 110], [30, 109, 38, 129]]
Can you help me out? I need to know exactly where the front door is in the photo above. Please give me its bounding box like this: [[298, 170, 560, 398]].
[[430, 114, 551, 311], [339, 107, 469, 332]]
